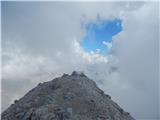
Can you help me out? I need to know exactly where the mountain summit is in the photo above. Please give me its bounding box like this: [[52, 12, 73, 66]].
[[2, 71, 135, 120]]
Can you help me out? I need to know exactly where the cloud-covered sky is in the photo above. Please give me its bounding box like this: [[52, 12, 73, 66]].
[[2, 1, 159, 120]]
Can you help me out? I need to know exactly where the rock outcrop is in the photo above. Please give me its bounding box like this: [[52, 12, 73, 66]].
[[2, 71, 135, 120]]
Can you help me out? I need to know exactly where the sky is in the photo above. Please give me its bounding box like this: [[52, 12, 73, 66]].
[[1, 1, 159, 120], [81, 17, 122, 54]]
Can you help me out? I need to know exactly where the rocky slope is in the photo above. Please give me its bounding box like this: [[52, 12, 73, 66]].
[[1, 71, 135, 120]]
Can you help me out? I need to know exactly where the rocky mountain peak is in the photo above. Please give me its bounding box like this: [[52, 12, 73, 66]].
[[71, 71, 86, 77], [2, 71, 135, 120]]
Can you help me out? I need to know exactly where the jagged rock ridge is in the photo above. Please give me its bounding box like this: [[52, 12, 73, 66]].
[[2, 71, 135, 120]]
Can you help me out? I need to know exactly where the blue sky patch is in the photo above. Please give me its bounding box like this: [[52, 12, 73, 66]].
[[80, 18, 122, 54]]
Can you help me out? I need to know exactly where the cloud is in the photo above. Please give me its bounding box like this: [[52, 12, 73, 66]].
[[2, 1, 159, 119], [74, 40, 108, 63], [102, 41, 113, 51], [111, 2, 159, 119]]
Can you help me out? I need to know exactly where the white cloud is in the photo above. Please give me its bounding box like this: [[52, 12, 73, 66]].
[[111, 2, 159, 119], [102, 41, 113, 51], [74, 40, 108, 64]]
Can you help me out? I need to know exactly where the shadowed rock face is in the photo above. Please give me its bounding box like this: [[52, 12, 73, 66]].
[[2, 71, 135, 120]]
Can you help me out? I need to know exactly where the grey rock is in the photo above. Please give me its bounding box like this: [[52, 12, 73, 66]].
[[1, 71, 135, 120]]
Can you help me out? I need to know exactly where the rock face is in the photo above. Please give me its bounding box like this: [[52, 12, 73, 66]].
[[2, 71, 135, 120]]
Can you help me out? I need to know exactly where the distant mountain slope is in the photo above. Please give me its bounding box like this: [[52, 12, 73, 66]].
[[2, 71, 135, 120]]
